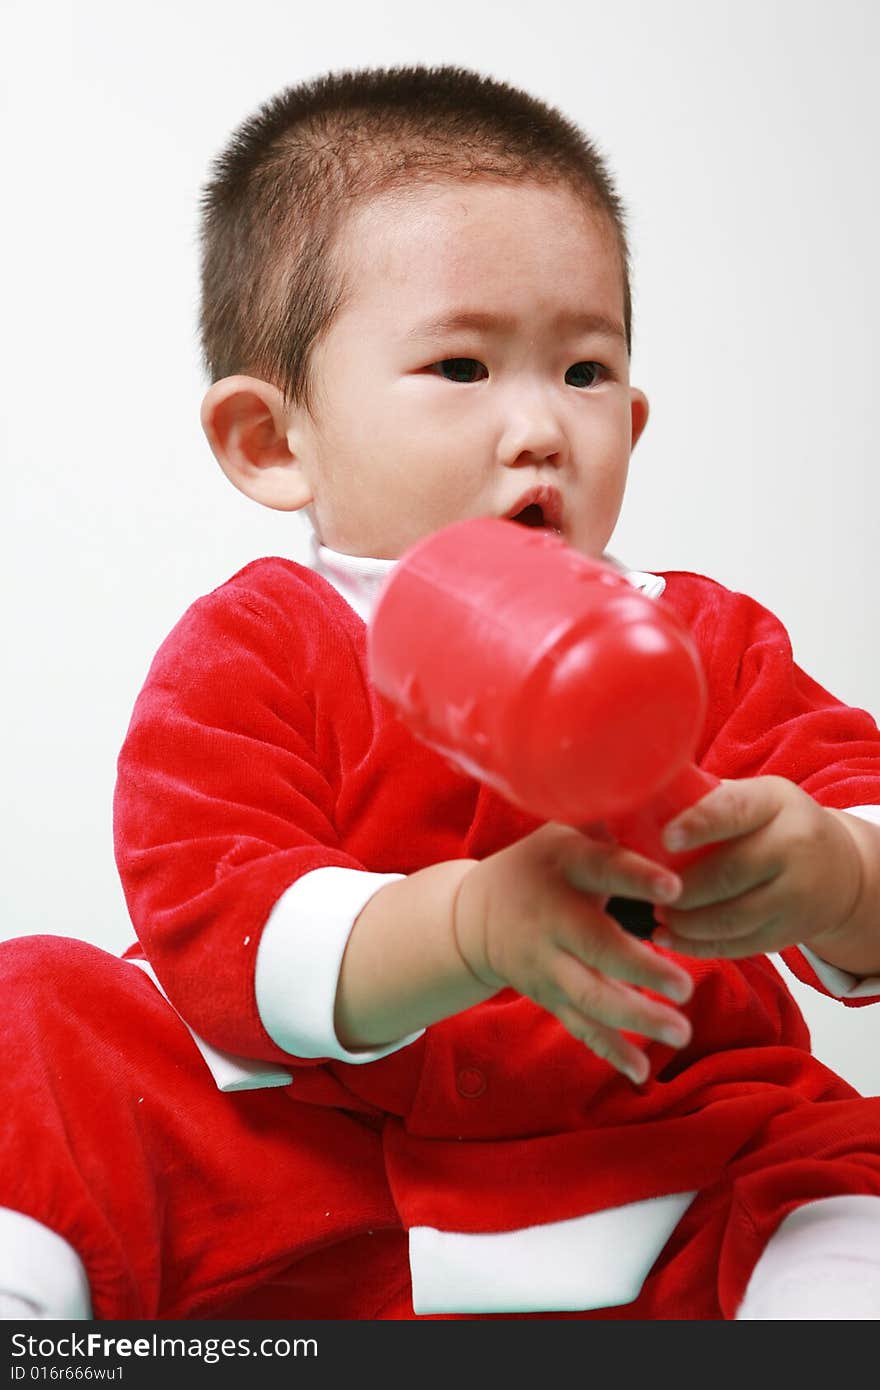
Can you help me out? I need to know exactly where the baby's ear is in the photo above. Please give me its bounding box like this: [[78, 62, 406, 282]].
[[200, 376, 313, 512], [629, 388, 649, 451]]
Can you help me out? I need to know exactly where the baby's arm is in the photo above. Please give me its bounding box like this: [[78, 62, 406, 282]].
[[113, 569, 413, 1066], [336, 823, 694, 1086], [654, 778, 880, 976], [648, 573, 880, 992]]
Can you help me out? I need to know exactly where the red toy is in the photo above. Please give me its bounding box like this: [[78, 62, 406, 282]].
[[368, 518, 719, 927]]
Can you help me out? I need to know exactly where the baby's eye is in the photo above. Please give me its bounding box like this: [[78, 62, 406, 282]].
[[428, 358, 488, 383], [565, 361, 605, 388]]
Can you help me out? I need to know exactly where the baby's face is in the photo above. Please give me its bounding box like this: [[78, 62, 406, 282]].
[[289, 178, 648, 559]]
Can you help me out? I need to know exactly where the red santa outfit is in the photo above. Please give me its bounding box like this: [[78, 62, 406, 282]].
[[2, 537, 880, 1321]]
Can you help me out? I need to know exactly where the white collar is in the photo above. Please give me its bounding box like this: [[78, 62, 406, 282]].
[[307, 530, 666, 624]]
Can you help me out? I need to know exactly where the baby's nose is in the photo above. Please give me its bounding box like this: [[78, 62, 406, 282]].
[[496, 405, 568, 468]]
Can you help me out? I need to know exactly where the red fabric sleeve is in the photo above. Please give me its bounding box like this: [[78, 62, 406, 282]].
[[113, 564, 366, 1062], [664, 572, 880, 1006]]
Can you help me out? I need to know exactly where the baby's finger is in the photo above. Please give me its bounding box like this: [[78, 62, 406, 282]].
[[653, 926, 775, 960], [555, 1005, 652, 1085], [553, 950, 693, 1049], [661, 778, 780, 854], [560, 885, 694, 1003], [562, 839, 682, 908], [660, 878, 782, 942], [671, 842, 779, 912]]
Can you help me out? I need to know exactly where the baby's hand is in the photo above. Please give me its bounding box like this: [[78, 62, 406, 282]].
[[452, 823, 694, 1085], [653, 777, 863, 960]]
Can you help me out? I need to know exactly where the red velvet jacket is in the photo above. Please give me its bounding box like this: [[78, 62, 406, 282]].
[[113, 558, 880, 1233]]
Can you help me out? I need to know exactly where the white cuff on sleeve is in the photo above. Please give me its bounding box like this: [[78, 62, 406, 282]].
[[255, 866, 425, 1062], [797, 804, 880, 999], [842, 804, 880, 828], [798, 944, 880, 1000]]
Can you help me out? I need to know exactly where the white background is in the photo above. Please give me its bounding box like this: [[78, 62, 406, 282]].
[[3, 0, 879, 1091]]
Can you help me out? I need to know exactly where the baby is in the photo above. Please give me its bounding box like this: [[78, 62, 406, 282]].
[[2, 64, 880, 1322]]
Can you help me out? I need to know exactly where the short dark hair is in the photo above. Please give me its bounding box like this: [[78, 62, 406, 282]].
[[198, 64, 632, 414]]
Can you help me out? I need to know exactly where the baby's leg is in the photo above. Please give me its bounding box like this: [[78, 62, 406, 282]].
[[0, 935, 396, 1318], [0, 1209, 91, 1318], [735, 1194, 880, 1319], [717, 1091, 880, 1320]]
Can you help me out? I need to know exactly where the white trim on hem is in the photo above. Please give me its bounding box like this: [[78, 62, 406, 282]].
[[409, 1191, 697, 1313], [128, 959, 294, 1092]]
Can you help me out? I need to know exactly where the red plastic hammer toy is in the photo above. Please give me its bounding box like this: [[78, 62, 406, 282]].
[[368, 517, 719, 934]]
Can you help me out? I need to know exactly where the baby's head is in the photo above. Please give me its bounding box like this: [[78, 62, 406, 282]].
[[199, 65, 648, 559]]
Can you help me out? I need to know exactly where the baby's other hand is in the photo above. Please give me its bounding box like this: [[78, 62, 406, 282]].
[[654, 777, 863, 960], [452, 823, 694, 1085]]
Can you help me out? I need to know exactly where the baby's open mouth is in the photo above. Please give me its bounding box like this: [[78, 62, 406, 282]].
[[508, 503, 563, 535], [504, 487, 564, 533], [511, 503, 547, 527]]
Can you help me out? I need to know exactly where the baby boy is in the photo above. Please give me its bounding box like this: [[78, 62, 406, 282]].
[[2, 64, 880, 1321]]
